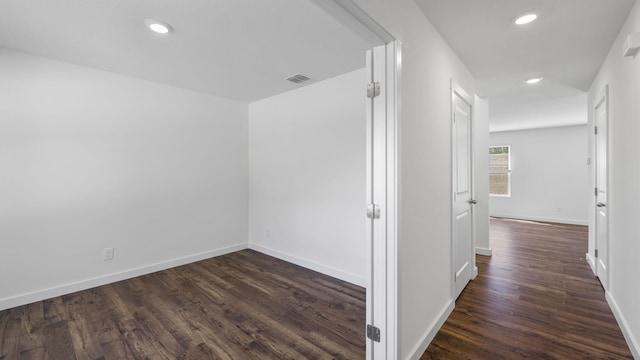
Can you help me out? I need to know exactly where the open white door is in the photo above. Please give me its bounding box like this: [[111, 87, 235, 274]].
[[594, 85, 609, 289], [308, 2, 397, 358], [365, 41, 397, 360], [451, 80, 476, 299]]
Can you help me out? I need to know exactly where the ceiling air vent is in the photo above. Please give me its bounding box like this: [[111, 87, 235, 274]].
[[286, 74, 312, 84]]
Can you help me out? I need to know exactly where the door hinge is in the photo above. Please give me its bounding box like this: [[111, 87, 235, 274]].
[[366, 204, 381, 220], [366, 324, 381, 342], [594, 126, 598, 135], [595, 187, 598, 196], [367, 82, 381, 98], [595, 249, 599, 258]]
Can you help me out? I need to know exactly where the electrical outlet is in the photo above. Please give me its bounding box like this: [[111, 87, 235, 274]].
[[103, 248, 114, 261]]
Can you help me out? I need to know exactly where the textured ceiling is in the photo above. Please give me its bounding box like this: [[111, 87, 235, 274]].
[[0, 0, 372, 102]]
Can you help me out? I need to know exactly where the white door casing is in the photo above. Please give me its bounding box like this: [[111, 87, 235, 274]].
[[365, 41, 397, 360], [451, 80, 476, 299], [594, 85, 609, 290]]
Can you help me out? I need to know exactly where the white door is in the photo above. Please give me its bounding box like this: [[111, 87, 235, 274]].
[[309, 2, 397, 358], [365, 42, 396, 359], [451, 81, 475, 299], [594, 85, 609, 289]]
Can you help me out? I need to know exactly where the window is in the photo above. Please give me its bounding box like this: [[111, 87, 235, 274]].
[[489, 145, 511, 196]]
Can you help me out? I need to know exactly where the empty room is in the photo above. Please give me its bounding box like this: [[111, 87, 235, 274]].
[[3, 0, 640, 359], [0, 0, 380, 358]]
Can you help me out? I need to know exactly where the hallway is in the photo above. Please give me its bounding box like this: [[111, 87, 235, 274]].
[[423, 218, 632, 359]]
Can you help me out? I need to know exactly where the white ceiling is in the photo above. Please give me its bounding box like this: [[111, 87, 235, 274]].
[[415, 0, 635, 126], [0, 0, 372, 102], [2, 0, 635, 127]]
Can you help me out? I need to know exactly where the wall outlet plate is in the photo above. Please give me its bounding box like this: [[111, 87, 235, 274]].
[[103, 248, 114, 261]]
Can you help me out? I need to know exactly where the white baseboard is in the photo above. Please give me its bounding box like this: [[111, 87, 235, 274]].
[[490, 213, 588, 226], [0, 243, 247, 311], [586, 253, 596, 274], [606, 291, 640, 359], [405, 300, 455, 360], [248, 243, 367, 288], [475, 247, 493, 256]]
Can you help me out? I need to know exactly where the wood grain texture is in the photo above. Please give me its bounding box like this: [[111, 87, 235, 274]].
[[0, 250, 366, 359], [422, 217, 633, 359]]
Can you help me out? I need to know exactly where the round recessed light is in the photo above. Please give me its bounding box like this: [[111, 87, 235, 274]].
[[525, 77, 543, 84], [145, 19, 172, 34], [515, 13, 538, 25]]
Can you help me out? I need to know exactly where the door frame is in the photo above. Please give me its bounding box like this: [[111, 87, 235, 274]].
[[365, 42, 399, 360], [310, 1, 399, 358], [450, 79, 477, 300]]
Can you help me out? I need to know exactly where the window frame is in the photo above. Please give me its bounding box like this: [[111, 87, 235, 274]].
[[489, 145, 511, 197]]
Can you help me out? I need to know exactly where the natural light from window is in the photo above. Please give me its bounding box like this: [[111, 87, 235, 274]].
[[489, 145, 511, 196]]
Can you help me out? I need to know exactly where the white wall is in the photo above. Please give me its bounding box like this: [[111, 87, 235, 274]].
[[490, 94, 588, 132], [0, 48, 249, 310], [588, 1, 640, 357], [351, 1, 475, 358], [248, 69, 367, 286], [474, 96, 491, 256], [490, 125, 589, 225]]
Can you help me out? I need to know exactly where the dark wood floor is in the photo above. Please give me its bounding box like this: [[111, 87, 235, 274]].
[[0, 250, 366, 359], [3, 219, 633, 360], [423, 217, 633, 359]]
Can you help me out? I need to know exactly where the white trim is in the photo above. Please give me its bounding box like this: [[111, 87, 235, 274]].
[[586, 252, 596, 274], [475, 247, 493, 256], [309, 0, 394, 46], [404, 300, 455, 360], [490, 214, 588, 226], [451, 79, 473, 105], [370, 43, 391, 359], [385, 40, 400, 360], [248, 243, 367, 287], [365, 47, 374, 360], [0, 243, 247, 311], [360, 39, 400, 360], [606, 291, 640, 359]]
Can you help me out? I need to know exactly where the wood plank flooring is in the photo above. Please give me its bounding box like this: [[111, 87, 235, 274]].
[[3, 218, 633, 359], [0, 250, 366, 359], [422, 217, 633, 359]]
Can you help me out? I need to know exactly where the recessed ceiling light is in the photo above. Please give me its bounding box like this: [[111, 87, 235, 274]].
[[525, 77, 543, 84], [145, 19, 172, 34], [515, 13, 538, 25]]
